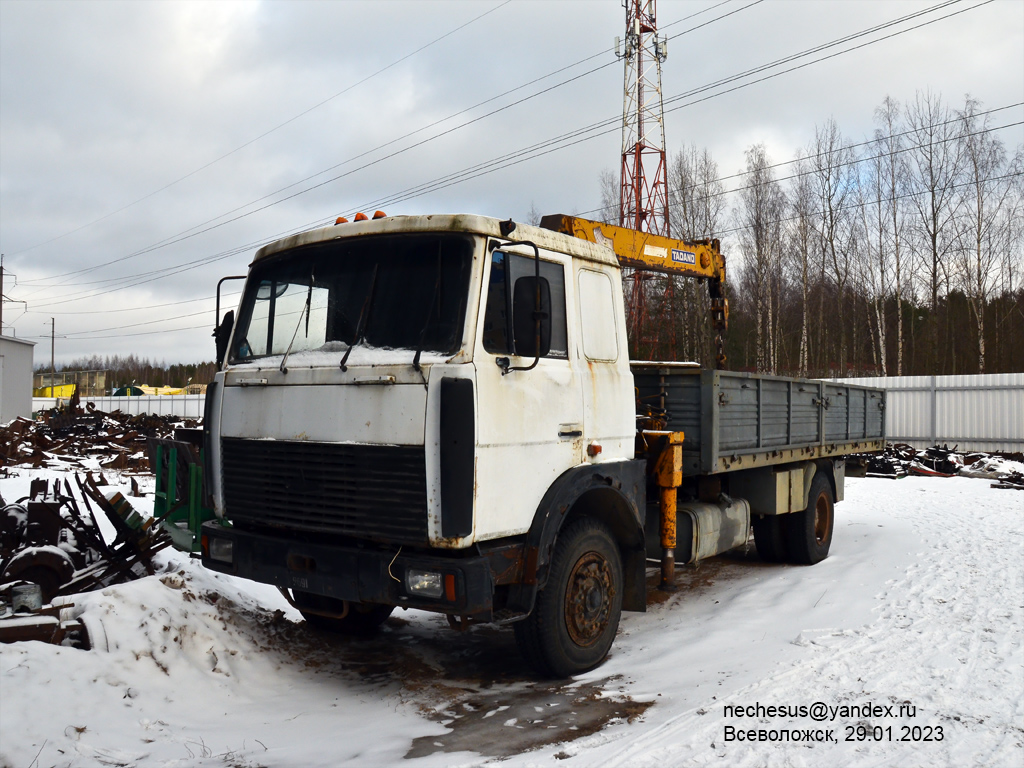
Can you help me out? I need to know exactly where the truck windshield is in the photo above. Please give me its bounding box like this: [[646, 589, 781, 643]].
[[229, 234, 474, 363]]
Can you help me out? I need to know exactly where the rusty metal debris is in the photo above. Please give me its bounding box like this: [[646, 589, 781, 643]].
[[0, 475, 171, 645], [0, 591, 84, 645], [855, 443, 1024, 489], [0, 394, 199, 472]]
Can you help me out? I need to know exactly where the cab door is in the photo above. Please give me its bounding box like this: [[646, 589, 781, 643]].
[[473, 244, 584, 540]]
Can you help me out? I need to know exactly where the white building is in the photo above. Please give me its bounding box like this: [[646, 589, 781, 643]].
[[0, 335, 36, 423]]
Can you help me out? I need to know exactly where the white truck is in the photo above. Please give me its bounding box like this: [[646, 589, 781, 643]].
[[199, 213, 885, 677]]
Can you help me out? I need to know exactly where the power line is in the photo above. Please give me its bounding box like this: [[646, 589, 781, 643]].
[[715, 170, 1024, 238], [47, 117, 1021, 341], [33, 167, 1024, 343], [700, 103, 1023, 191], [42, 291, 239, 315], [341, 0, 989, 213], [20, 0, 760, 289], [7, 0, 515, 259], [17, 0, 994, 316], [712, 119, 1024, 204], [570, 108, 1023, 218]]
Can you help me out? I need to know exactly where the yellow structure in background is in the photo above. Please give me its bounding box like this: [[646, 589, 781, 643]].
[[34, 384, 187, 397], [138, 386, 186, 396], [33, 384, 77, 397], [33, 369, 107, 397]]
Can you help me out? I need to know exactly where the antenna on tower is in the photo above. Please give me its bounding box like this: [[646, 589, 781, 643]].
[[617, 0, 673, 358], [617, 0, 669, 236]]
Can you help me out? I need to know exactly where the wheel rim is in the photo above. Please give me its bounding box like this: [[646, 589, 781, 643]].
[[813, 494, 831, 544], [563, 551, 614, 647]]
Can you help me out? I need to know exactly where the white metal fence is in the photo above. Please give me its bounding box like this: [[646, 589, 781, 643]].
[[830, 373, 1024, 453], [30, 375, 1024, 452], [32, 395, 206, 420]]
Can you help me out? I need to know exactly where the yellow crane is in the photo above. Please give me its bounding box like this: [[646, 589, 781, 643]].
[[539, 214, 729, 368]]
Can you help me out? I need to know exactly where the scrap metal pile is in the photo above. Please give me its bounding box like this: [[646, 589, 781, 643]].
[[0, 475, 170, 645], [860, 443, 1024, 489], [0, 395, 199, 472]]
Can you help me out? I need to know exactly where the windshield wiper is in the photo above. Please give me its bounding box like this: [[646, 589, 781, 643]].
[[412, 244, 443, 387], [279, 268, 315, 374], [340, 262, 379, 372]]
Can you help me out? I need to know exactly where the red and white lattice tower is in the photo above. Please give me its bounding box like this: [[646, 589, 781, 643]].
[[617, 0, 671, 356], [618, 0, 669, 235]]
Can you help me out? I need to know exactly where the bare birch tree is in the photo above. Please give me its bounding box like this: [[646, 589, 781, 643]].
[[788, 152, 817, 377], [810, 118, 856, 375], [904, 91, 964, 371], [668, 144, 726, 363], [872, 96, 910, 374], [598, 168, 620, 225], [737, 144, 786, 373], [859, 145, 890, 375], [954, 97, 1016, 373]]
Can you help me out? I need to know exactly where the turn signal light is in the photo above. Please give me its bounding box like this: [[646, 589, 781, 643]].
[[335, 216, 349, 224], [372, 210, 387, 219], [354, 212, 369, 221], [444, 573, 456, 602]]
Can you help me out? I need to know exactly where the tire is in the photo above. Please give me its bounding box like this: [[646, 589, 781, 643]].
[[752, 515, 788, 562], [293, 592, 395, 635], [514, 518, 623, 678], [784, 472, 834, 565]]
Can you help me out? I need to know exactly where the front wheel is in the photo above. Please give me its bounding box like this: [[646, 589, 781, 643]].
[[514, 518, 623, 678], [784, 473, 834, 564]]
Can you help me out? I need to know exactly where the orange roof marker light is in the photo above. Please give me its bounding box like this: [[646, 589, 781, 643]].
[[335, 216, 349, 225], [372, 210, 387, 219], [354, 212, 369, 221]]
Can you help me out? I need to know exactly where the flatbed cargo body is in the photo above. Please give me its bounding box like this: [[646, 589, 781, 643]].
[[632, 363, 885, 475]]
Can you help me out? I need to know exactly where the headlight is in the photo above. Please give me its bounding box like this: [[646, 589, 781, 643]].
[[405, 569, 443, 598], [208, 537, 234, 563]]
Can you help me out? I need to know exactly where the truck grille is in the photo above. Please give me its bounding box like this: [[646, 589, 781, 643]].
[[221, 437, 428, 544]]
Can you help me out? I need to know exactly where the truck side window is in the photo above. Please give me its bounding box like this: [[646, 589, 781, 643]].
[[578, 269, 618, 361], [482, 250, 567, 359]]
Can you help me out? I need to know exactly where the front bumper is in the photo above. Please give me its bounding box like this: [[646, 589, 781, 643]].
[[200, 521, 501, 616]]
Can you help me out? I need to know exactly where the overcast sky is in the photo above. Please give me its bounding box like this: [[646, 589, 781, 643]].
[[1, 0, 1021, 367]]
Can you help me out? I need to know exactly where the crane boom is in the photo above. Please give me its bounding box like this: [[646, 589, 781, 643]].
[[539, 213, 729, 368]]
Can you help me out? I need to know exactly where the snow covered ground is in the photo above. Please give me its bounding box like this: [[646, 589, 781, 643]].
[[1, 469, 1021, 768]]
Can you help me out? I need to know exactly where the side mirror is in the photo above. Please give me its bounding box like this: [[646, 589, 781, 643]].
[[512, 276, 551, 358], [213, 310, 234, 366]]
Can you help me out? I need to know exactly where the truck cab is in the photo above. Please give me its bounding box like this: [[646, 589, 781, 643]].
[[202, 214, 647, 676]]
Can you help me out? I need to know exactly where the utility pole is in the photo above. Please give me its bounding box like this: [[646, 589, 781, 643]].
[[1, 253, 5, 336], [617, 0, 672, 357], [48, 317, 56, 394]]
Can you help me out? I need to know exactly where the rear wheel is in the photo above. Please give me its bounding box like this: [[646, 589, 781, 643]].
[[784, 473, 834, 564], [293, 592, 395, 635], [514, 518, 623, 678], [752, 515, 788, 562]]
